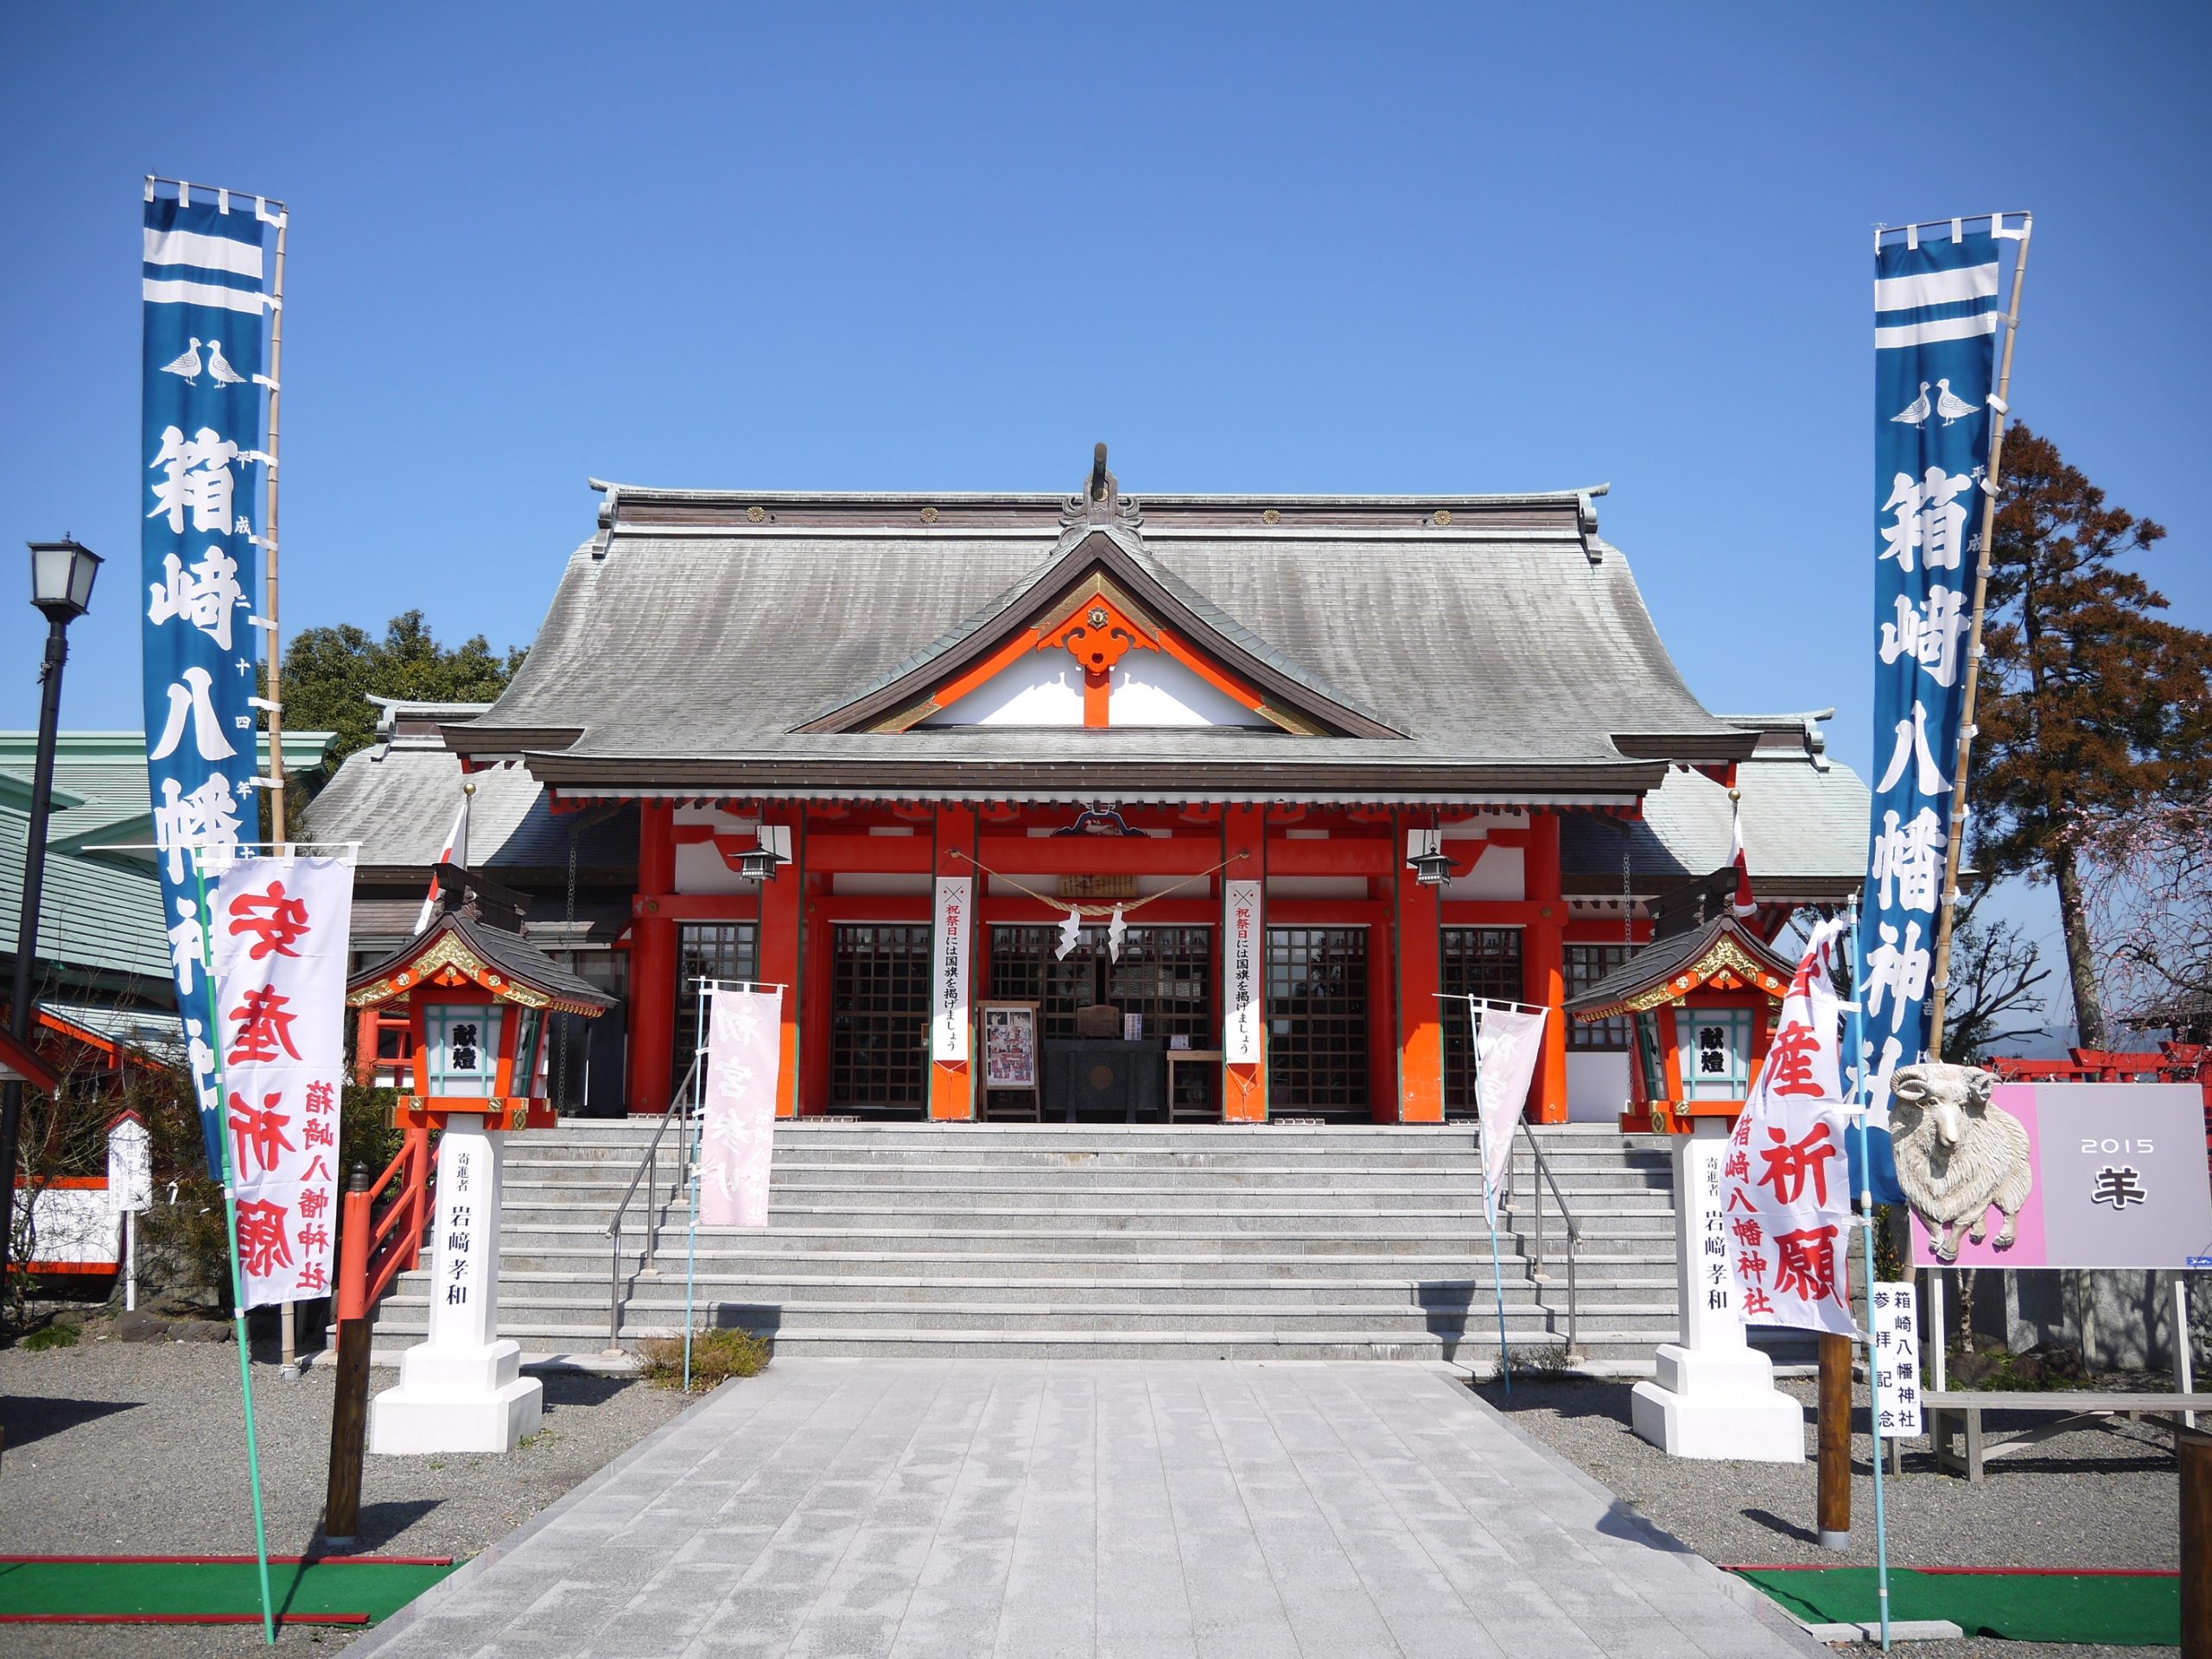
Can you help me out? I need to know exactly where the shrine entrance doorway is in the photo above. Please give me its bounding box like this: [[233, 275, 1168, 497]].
[[987, 924, 1217, 1119]]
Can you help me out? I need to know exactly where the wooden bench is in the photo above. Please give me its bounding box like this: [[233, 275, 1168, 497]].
[[1916, 1390, 2212, 1483]]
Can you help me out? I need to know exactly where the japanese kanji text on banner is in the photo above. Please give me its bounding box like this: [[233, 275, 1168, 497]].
[[143, 183, 280, 1173], [1224, 879, 1262, 1065], [1725, 922, 1856, 1336], [1859, 217, 2021, 1116], [700, 987, 783, 1228], [211, 855, 351, 1308], [931, 878, 971, 1063]]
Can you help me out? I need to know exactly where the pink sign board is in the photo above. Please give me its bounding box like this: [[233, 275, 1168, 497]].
[[1906, 1083, 2212, 1270], [699, 986, 783, 1229]]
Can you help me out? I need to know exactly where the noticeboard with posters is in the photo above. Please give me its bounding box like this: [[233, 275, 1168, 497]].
[[981, 1002, 1039, 1091], [1903, 1083, 2212, 1271]]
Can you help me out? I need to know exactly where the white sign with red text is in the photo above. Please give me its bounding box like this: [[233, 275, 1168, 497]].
[[1724, 921, 1855, 1337], [209, 855, 353, 1309], [1224, 879, 1262, 1065]]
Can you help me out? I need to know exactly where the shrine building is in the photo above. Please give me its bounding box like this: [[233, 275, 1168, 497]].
[[309, 454, 1870, 1126]]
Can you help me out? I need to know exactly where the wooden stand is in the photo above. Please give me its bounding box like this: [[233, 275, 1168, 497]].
[[2183, 1424, 2209, 1659], [322, 1163, 373, 1546], [1817, 1331, 1853, 1549]]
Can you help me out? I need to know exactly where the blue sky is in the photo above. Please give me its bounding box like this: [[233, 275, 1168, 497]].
[[4, 3, 2207, 1004]]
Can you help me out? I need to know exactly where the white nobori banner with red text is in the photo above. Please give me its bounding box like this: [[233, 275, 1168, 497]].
[[700, 986, 783, 1227], [1724, 920, 1856, 1336], [209, 855, 353, 1308]]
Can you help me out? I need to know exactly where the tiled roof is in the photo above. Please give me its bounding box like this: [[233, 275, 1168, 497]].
[[1560, 714, 1870, 901], [448, 481, 1757, 801], [303, 745, 636, 874]]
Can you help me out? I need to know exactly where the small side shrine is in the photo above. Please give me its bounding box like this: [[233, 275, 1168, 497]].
[[1563, 891, 1795, 1135], [346, 866, 613, 1455]]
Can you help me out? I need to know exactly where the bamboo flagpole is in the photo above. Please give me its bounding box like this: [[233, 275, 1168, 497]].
[[1925, 219, 2033, 1045], [254, 201, 298, 1376]]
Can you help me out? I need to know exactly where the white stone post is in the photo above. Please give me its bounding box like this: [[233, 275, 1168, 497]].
[[369, 1118, 542, 1455], [1630, 1119, 1805, 1461]]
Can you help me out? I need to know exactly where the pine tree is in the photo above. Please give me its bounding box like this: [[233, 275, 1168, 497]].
[[1970, 426, 2212, 1046]]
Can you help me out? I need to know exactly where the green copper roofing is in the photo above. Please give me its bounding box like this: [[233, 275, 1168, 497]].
[[0, 729, 334, 992]]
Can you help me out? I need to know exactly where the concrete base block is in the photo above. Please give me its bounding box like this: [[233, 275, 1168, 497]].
[[370, 1337, 543, 1455], [1630, 1343, 1805, 1462]]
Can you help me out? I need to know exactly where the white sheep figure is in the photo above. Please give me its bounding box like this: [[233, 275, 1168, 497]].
[[1887, 1061, 2034, 1263]]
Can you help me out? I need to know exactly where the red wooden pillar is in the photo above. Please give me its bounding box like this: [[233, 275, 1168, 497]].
[[1223, 804, 1267, 1122], [1525, 811, 1569, 1124], [930, 804, 978, 1122], [1395, 813, 1444, 1123], [802, 878, 834, 1116], [628, 799, 678, 1115], [760, 803, 804, 1118]]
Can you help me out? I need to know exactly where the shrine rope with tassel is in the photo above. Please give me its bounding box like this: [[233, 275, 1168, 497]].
[[944, 847, 1251, 917]]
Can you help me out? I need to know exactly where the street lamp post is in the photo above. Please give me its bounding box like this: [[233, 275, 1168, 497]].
[[2, 538, 101, 1303]]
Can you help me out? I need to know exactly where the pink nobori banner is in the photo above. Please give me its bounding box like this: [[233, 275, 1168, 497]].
[[700, 987, 783, 1228], [210, 855, 353, 1309]]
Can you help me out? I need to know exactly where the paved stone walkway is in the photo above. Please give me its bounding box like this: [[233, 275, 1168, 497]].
[[351, 1361, 1821, 1658]]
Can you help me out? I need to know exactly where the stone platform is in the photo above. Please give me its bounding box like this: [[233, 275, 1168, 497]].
[[348, 1358, 1822, 1658]]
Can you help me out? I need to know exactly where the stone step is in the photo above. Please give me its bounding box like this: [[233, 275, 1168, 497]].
[[369, 1322, 1670, 1363], [501, 1196, 1672, 1223], [389, 1268, 1675, 1307], [467, 1248, 1673, 1281], [378, 1292, 1676, 1336], [491, 1224, 1672, 1255], [492, 1184, 1669, 1216], [499, 1159, 1673, 1188]]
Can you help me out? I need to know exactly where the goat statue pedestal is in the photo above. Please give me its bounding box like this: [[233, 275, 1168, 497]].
[[368, 1120, 542, 1456], [1631, 1121, 1806, 1462]]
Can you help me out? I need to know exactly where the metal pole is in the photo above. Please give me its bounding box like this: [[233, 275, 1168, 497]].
[[1927, 219, 2033, 1043], [684, 981, 707, 1394], [191, 853, 277, 1645], [1847, 906, 1894, 1649], [1, 615, 72, 1305], [2181, 1278, 2197, 1431]]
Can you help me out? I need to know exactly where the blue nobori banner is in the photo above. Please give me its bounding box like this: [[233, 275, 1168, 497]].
[[1858, 214, 2025, 1121], [142, 180, 282, 1171]]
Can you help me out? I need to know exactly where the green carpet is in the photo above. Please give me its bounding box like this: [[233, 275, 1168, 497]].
[[0, 1559, 460, 1624], [1733, 1567, 2180, 1646]]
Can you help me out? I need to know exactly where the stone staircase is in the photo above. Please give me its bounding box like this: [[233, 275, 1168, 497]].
[[370, 1120, 1693, 1370]]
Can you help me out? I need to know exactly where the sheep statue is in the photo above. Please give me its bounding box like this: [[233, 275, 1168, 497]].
[[1887, 1061, 2034, 1262]]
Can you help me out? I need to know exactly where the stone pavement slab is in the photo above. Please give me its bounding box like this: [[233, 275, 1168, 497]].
[[347, 1360, 1824, 1659]]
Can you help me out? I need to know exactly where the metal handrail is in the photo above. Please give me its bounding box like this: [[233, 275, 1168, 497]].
[[603, 1056, 702, 1352], [1507, 1122, 1584, 1361]]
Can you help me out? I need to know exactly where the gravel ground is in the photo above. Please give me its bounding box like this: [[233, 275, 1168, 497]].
[[0, 1315, 693, 1657], [1475, 1371, 2183, 1659]]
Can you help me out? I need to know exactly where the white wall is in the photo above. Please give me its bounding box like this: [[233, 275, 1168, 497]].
[[922, 656, 1083, 725], [1109, 653, 1270, 727], [1567, 1052, 1630, 1123]]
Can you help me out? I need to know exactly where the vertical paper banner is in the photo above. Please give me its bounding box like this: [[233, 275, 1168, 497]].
[[1870, 1281, 1923, 1436], [210, 855, 352, 1308], [1223, 879, 1262, 1065], [700, 987, 784, 1228], [931, 877, 972, 1062], [143, 186, 279, 1172], [1726, 921, 1854, 1335], [1859, 218, 2012, 1107], [1471, 1002, 1547, 1226]]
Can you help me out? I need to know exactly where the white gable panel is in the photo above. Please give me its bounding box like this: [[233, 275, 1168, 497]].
[[1109, 653, 1270, 727], [920, 655, 1084, 726]]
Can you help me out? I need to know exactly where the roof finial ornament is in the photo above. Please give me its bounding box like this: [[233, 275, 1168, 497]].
[[1064, 441, 1140, 528]]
